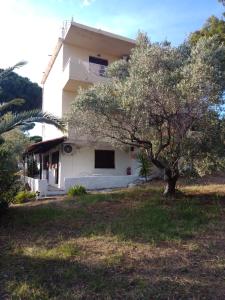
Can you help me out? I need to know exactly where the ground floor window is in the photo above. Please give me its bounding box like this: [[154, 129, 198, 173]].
[[95, 150, 115, 169]]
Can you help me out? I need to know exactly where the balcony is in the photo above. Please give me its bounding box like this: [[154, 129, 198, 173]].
[[62, 58, 108, 91]]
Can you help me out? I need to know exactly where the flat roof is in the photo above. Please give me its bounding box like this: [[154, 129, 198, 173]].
[[66, 21, 136, 45], [41, 21, 136, 84]]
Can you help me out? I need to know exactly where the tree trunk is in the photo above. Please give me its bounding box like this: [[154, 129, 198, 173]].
[[163, 176, 178, 196], [149, 156, 179, 196], [163, 167, 179, 196]]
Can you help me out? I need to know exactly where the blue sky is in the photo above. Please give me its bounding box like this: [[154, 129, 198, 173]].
[[0, 0, 223, 136], [33, 0, 224, 45], [0, 0, 224, 83]]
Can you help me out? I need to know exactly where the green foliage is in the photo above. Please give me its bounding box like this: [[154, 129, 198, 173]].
[[218, 0, 225, 17], [70, 34, 225, 193], [0, 62, 65, 137], [0, 148, 21, 211], [14, 190, 36, 204], [2, 128, 30, 163], [67, 185, 87, 196], [29, 135, 42, 143], [0, 184, 224, 298], [0, 62, 65, 212], [180, 112, 225, 177], [0, 69, 42, 113], [189, 16, 225, 45], [0, 109, 65, 135], [27, 156, 39, 177], [137, 152, 152, 181], [0, 129, 29, 211]]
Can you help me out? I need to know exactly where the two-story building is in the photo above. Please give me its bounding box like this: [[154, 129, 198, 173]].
[[24, 21, 140, 196]]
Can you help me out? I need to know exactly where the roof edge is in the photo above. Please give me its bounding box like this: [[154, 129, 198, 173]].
[[41, 22, 136, 85], [66, 21, 136, 45], [25, 137, 66, 154], [41, 38, 63, 85]]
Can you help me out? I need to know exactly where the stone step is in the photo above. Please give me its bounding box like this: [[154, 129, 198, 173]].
[[46, 190, 66, 196]]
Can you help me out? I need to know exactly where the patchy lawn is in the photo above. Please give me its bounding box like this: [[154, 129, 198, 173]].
[[1, 182, 225, 299]]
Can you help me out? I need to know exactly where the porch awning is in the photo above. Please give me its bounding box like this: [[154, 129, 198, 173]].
[[25, 137, 66, 154]]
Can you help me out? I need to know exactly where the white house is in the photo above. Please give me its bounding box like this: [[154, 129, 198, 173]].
[[24, 21, 140, 196]]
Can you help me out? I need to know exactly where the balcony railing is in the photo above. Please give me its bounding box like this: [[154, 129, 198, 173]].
[[62, 58, 108, 88]]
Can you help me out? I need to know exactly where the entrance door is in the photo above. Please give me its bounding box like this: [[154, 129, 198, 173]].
[[43, 155, 49, 182], [52, 151, 59, 184]]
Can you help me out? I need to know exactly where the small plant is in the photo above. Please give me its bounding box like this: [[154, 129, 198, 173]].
[[67, 185, 87, 197], [14, 190, 36, 204], [137, 152, 152, 182]]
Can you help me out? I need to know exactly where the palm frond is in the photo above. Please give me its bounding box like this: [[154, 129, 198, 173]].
[[0, 61, 27, 81], [0, 99, 25, 115], [0, 109, 66, 135]]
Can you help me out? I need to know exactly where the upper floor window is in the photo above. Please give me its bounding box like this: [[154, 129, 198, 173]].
[[89, 56, 108, 77], [89, 56, 108, 66]]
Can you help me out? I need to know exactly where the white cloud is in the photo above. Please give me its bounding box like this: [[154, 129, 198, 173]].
[[81, 0, 95, 7], [0, 0, 62, 84]]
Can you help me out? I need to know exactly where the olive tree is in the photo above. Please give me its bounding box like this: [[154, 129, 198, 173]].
[[69, 35, 225, 196]]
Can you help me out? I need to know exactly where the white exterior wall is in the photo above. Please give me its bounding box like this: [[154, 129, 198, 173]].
[[23, 176, 48, 197], [61, 44, 119, 119], [42, 47, 64, 141], [36, 144, 139, 191], [64, 175, 138, 191], [40, 37, 140, 191], [59, 145, 140, 189], [63, 43, 118, 70], [62, 90, 76, 115], [42, 43, 118, 141], [41, 145, 62, 187]]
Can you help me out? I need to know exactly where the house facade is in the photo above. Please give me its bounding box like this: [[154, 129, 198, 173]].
[[24, 21, 140, 196]]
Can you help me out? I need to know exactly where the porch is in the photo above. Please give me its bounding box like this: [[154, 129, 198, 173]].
[[22, 175, 139, 197], [23, 137, 140, 197]]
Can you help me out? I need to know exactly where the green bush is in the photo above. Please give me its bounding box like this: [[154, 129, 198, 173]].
[[14, 191, 36, 204], [67, 185, 87, 197], [0, 148, 21, 212], [137, 152, 152, 182]]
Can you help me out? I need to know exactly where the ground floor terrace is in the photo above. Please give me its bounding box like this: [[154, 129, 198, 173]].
[[23, 137, 140, 196]]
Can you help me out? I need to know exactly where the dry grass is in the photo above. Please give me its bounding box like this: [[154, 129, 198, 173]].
[[1, 181, 225, 299]]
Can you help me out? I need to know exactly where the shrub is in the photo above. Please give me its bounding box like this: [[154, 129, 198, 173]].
[[137, 152, 152, 182], [0, 148, 21, 212], [14, 191, 36, 204], [67, 185, 87, 197]]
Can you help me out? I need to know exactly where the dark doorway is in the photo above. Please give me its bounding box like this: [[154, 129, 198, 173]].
[[52, 151, 59, 184], [39, 154, 42, 179], [43, 155, 49, 181]]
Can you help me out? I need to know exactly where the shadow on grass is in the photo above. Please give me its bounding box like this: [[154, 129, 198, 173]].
[[184, 193, 225, 206], [0, 252, 131, 299], [1, 247, 225, 299], [1, 186, 225, 298], [0, 187, 221, 245]]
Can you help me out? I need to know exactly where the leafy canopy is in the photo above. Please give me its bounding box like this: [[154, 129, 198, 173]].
[[0, 62, 65, 138], [69, 34, 225, 186], [189, 16, 225, 45], [0, 67, 42, 113]]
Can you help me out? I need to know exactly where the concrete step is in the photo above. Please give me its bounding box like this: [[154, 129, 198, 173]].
[[47, 185, 66, 196], [46, 190, 66, 196]]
